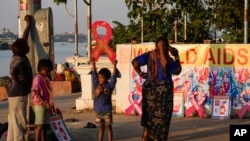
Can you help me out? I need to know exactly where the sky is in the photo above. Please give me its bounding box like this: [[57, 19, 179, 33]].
[[0, 0, 130, 34]]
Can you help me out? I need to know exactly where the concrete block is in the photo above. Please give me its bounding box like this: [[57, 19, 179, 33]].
[[0, 87, 7, 101], [75, 98, 93, 110], [51, 81, 81, 96]]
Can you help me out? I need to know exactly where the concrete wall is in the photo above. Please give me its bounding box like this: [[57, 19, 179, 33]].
[[0, 81, 81, 101], [115, 44, 132, 113]]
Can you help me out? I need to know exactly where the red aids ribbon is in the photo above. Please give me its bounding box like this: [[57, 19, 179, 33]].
[[91, 21, 116, 63], [185, 91, 206, 118], [237, 89, 250, 119], [125, 91, 142, 116]]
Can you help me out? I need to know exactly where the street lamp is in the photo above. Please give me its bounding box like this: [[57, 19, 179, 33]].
[[64, 0, 79, 56], [141, 0, 144, 43], [244, 0, 248, 44], [83, 0, 92, 62]]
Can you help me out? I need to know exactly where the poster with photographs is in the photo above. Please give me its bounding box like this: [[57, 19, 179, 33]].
[[211, 96, 231, 119], [172, 92, 184, 117]]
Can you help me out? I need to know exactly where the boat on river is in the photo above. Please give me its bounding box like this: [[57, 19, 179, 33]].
[[0, 42, 10, 50]]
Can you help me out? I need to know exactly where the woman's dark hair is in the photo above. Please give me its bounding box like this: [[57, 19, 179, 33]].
[[11, 38, 29, 55], [155, 36, 169, 56], [155, 36, 170, 47], [98, 68, 111, 80], [37, 59, 54, 72]]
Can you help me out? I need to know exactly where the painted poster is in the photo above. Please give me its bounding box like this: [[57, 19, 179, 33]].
[[125, 44, 154, 115], [211, 96, 231, 119], [172, 92, 184, 117], [50, 114, 72, 141], [172, 44, 250, 116]]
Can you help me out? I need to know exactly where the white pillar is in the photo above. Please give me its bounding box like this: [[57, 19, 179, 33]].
[[75, 64, 93, 110], [74, 57, 113, 110]]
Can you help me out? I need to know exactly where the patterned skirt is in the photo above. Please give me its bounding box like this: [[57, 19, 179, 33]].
[[141, 80, 173, 140]]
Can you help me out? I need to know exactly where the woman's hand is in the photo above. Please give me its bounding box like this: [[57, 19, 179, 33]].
[[169, 46, 179, 57]]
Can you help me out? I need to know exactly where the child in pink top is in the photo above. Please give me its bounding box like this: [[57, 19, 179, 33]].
[[32, 59, 54, 141]]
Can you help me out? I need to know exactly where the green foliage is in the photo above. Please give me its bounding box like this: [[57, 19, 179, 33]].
[[208, 0, 244, 43], [53, 0, 246, 43], [113, 0, 245, 43], [124, 0, 177, 42]]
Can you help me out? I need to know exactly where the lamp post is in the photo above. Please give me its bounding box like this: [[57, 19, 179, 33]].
[[64, 0, 79, 56], [74, 0, 79, 55], [141, 0, 144, 43], [84, 0, 92, 62], [244, 0, 248, 44], [184, 11, 187, 41]]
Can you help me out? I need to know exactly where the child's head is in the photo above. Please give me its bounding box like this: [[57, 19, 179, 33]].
[[11, 38, 29, 56], [98, 68, 111, 85], [37, 59, 54, 76]]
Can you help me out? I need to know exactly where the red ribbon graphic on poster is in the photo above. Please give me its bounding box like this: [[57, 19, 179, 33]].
[[20, 0, 28, 10], [237, 89, 250, 119], [185, 91, 206, 118], [125, 91, 142, 116], [91, 21, 116, 64]]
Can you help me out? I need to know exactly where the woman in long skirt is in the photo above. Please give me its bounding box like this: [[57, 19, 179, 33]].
[[131, 36, 182, 141]]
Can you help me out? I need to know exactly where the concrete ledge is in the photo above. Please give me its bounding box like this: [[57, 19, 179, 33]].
[[0, 81, 81, 101], [0, 87, 7, 101], [51, 80, 81, 96]]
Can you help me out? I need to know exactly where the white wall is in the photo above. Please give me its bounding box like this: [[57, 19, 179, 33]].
[[115, 44, 133, 113]]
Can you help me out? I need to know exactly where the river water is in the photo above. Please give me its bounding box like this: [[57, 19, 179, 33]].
[[0, 42, 87, 77]]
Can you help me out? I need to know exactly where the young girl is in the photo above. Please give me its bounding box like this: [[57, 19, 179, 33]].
[[92, 59, 119, 141], [32, 59, 54, 141]]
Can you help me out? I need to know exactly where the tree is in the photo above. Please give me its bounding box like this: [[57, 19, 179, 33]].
[[53, 0, 246, 44], [124, 0, 215, 43], [207, 0, 244, 43], [125, 0, 177, 42]]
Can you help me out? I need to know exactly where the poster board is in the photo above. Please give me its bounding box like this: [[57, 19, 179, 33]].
[[211, 96, 231, 119], [172, 92, 184, 117], [49, 114, 72, 141]]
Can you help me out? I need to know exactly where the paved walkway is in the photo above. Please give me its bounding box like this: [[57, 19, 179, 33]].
[[61, 109, 250, 141], [0, 93, 250, 141]]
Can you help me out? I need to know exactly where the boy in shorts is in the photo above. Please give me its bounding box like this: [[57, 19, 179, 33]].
[[92, 59, 119, 141]]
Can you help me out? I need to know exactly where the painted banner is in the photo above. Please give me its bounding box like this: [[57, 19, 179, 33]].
[[211, 96, 231, 119], [127, 43, 250, 117], [125, 44, 154, 115], [172, 44, 250, 117]]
